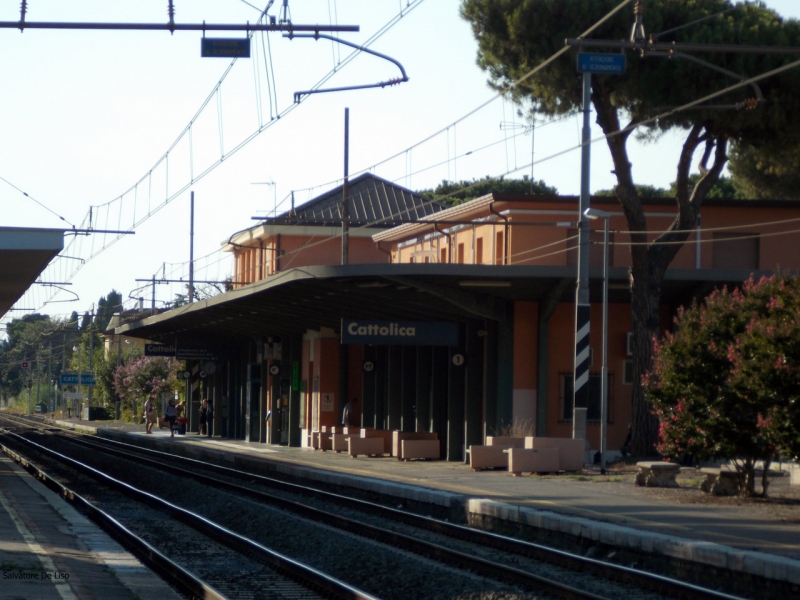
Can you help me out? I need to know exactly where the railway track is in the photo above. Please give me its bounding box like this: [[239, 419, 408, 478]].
[[0, 419, 378, 600], [0, 415, 748, 600]]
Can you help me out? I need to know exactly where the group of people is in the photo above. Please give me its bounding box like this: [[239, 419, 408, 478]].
[[143, 395, 211, 437]]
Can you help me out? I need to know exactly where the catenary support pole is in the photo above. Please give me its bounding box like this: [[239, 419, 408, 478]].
[[573, 71, 592, 440], [189, 191, 195, 303], [342, 108, 350, 265], [600, 216, 609, 474]]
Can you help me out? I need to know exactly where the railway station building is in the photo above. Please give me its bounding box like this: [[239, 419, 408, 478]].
[[116, 174, 800, 461]]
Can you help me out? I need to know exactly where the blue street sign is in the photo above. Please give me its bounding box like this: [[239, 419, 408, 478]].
[[59, 372, 96, 386], [201, 38, 251, 58], [577, 52, 626, 74]]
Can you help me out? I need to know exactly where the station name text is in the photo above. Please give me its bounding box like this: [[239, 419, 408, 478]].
[[347, 322, 416, 337], [2, 571, 70, 580]]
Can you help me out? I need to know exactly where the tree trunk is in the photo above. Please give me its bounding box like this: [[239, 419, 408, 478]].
[[591, 82, 729, 456], [761, 458, 772, 498], [629, 263, 663, 456]]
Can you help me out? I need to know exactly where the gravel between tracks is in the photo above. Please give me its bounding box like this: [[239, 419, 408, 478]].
[[17, 431, 549, 600]]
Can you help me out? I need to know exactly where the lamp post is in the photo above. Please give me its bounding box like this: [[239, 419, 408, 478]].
[[584, 207, 612, 474], [73, 344, 82, 419]]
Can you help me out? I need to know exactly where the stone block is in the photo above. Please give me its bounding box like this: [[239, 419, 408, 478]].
[[469, 445, 509, 470]]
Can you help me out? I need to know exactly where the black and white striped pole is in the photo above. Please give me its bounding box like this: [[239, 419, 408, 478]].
[[573, 68, 592, 441]]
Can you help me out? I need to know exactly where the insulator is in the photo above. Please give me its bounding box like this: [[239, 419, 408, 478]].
[[167, 0, 175, 19]]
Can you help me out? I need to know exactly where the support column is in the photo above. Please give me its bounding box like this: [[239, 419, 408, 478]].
[[496, 302, 514, 433], [447, 339, 467, 461], [375, 346, 388, 429], [415, 346, 432, 432], [361, 345, 377, 428], [401, 346, 416, 432], [246, 362, 261, 442], [431, 346, 449, 458], [387, 346, 403, 431], [338, 343, 349, 426], [484, 321, 498, 439], [288, 335, 303, 447], [465, 322, 484, 452]]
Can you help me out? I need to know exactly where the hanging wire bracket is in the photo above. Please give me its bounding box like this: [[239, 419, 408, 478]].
[[288, 33, 409, 102]]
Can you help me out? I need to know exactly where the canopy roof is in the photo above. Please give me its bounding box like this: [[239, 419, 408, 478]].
[[116, 263, 767, 346], [0, 227, 64, 317]]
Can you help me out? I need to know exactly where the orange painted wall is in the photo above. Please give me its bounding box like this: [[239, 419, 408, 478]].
[[513, 302, 538, 390], [315, 338, 341, 430], [541, 301, 676, 450], [387, 198, 800, 273]]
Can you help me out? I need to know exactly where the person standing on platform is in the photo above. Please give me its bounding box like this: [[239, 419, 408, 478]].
[[199, 399, 207, 435], [206, 399, 214, 437], [176, 398, 187, 435], [143, 395, 156, 434], [342, 397, 358, 427], [164, 399, 178, 438]]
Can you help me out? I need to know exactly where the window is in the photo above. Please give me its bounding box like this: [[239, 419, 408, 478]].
[[712, 233, 759, 270], [457, 243, 465, 264], [495, 231, 504, 264], [476, 237, 484, 264], [560, 372, 614, 422], [623, 360, 634, 385]]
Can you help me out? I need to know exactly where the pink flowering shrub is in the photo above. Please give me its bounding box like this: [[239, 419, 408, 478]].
[[645, 275, 800, 497], [113, 356, 179, 419]]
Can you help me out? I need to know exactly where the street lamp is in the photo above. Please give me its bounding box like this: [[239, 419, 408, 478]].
[[73, 344, 82, 420], [584, 207, 612, 474]]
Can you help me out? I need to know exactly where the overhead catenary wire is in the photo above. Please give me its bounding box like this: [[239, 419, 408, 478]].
[[0, 175, 76, 228], [10, 1, 426, 318]]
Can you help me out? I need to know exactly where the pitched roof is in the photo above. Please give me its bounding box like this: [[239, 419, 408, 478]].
[[263, 173, 444, 228]]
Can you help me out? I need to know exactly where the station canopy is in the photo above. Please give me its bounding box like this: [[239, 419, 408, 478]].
[[0, 227, 65, 317], [115, 263, 765, 347]]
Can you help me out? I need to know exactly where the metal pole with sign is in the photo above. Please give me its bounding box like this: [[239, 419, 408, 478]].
[[573, 52, 625, 443]]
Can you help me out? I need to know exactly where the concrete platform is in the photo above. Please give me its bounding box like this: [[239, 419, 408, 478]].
[[37, 417, 800, 590], [0, 453, 183, 600]]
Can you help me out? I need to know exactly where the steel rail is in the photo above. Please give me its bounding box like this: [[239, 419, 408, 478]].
[[49, 425, 745, 600], [1, 427, 379, 600], [0, 21, 358, 32], [34, 428, 607, 600], [565, 39, 800, 55], [0, 441, 228, 600]]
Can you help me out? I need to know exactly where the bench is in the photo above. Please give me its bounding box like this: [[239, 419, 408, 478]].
[[635, 461, 680, 488], [331, 433, 357, 453], [700, 468, 740, 496], [468, 445, 509, 471], [505, 447, 560, 476], [360, 428, 393, 454], [348, 436, 386, 457], [312, 430, 333, 451], [400, 439, 440, 461], [392, 431, 438, 459], [525, 437, 584, 472]]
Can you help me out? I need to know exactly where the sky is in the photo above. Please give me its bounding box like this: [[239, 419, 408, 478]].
[[2, 0, 799, 331]]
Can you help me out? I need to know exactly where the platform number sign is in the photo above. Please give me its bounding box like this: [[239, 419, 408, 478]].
[[362, 360, 375, 373], [451, 353, 465, 367]]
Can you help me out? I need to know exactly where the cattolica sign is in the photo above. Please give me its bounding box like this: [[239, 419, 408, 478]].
[[341, 319, 458, 346]]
